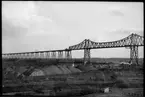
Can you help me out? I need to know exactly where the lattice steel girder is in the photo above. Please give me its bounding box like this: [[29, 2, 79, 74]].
[[69, 33, 143, 50], [129, 46, 139, 65], [84, 48, 91, 65]]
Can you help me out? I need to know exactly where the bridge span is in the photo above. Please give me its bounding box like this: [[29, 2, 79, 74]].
[[2, 33, 144, 65]]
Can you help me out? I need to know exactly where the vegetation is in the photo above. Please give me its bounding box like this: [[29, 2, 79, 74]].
[[2, 58, 143, 96]]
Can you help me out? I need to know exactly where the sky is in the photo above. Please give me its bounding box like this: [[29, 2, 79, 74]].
[[2, 1, 144, 58]]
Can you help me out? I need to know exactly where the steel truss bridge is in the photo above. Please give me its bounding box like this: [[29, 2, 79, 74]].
[[2, 33, 144, 65]]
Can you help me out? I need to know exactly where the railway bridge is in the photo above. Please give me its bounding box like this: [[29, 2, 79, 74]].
[[2, 33, 144, 65]]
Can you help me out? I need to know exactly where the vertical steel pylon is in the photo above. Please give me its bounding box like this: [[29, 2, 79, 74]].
[[84, 48, 90, 65], [129, 46, 138, 65], [129, 33, 139, 66]]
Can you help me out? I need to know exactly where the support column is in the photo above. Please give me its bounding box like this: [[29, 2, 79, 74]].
[[38, 52, 41, 59], [35, 53, 39, 59], [32, 53, 35, 59], [43, 52, 46, 59], [42, 52, 45, 59], [29, 53, 32, 59], [65, 50, 72, 59], [52, 52, 56, 59], [40, 52, 44, 59], [26, 53, 29, 59], [46, 52, 50, 59], [129, 46, 138, 65], [2, 54, 5, 59], [84, 48, 91, 65], [12, 54, 14, 59], [8, 54, 10, 59], [17, 54, 19, 59], [58, 51, 63, 59], [19, 54, 22, 59], [21, 54, 23, 59], [27, 53, 30, 59], [29, 53, 33, 59], [15, 54, 17, 59], [24, 53, 27, 59]]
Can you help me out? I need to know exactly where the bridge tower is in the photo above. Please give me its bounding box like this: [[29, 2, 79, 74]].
[[84, 48, 91, 65], [129, 33, 140, 65], [129, 46, 138, 65]]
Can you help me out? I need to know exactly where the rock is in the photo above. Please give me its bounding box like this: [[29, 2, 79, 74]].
[[104, 87, 109, 93]]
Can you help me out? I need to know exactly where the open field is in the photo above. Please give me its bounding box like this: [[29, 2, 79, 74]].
[[2, 58, 143, 97]]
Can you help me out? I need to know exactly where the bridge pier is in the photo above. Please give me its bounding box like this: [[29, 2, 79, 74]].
[[84, 48, 91, 65], [51, 51, 56, 59], [129, 46, 139, 65], [35, 53, 39, 59], [40, 52, 44, 59], [65, 50, 72, 59], [46, 52, 50, 59], [31, 53, 35, 59], [58, 51, 63, 59]]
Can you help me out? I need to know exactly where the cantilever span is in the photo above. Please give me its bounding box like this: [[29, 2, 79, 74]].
[[68, 33, 144, 50], [2, 33, 144, 65], [68, 33, 144, 65]]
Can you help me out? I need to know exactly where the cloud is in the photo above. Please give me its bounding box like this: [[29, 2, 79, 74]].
[[109, 28, 144, 36], [108, 6, 124, 17], [2, 1, 53, 39], [2, 17, 28, 39], [2, 1, 54, 53], [110, 10, 124, 16], [2, 1, 36, 39]]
